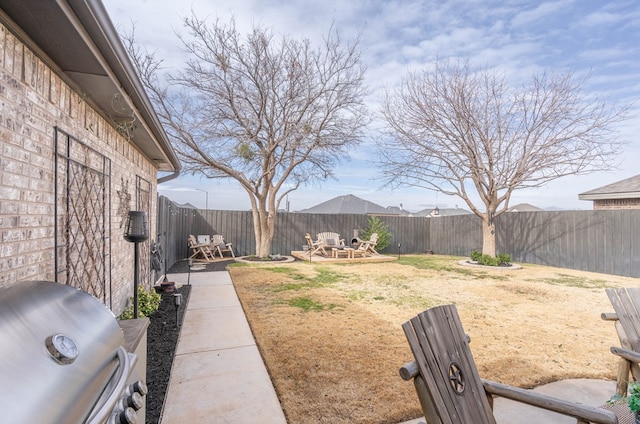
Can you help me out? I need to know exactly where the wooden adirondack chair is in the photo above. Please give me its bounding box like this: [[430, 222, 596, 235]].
[[351, 239, 370, 258], [305, 233, 326, 256], [602, 287, 640, 397], [349, 233, 379, 258], [363, 232, 378, 254], [400, 304, 618, 424], [188, 234, 215, 262], [315, 232, 345, 256], [211, 234, 235, 258]]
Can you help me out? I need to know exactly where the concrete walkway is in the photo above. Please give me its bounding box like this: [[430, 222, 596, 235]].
[[159, 271, 286, 424], [159, 270, 624, 424]]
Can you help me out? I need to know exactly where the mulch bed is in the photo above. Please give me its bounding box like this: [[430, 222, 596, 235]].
[[145, 259, 232, 424], [145, 284, 190, 424]]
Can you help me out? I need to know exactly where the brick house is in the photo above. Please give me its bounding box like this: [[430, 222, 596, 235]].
[[0, 1, 180, 314], [578, 174, 640, 210]]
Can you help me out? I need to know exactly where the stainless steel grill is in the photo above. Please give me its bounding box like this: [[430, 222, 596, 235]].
[[0, 281, 146, 424]]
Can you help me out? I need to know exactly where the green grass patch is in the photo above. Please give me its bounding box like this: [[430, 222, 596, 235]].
[[272, 267, 343, 292], [288, 297, 339, 312], [532, 273, 610, 289], [347, 290, 370, 301], [397, 255, 509, 280], [398, 255, 476, 276]]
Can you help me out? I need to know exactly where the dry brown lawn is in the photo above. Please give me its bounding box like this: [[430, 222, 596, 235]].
[[228, 255, 639, 424]]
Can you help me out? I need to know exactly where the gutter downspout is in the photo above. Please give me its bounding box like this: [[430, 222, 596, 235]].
[[158, 170, 180, 184]]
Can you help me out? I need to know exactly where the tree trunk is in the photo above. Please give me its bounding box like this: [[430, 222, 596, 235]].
[[251, 206, 276, 258], [482, 217, 496, 257]]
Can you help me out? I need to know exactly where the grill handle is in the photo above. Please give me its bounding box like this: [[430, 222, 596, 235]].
[[86, 346, 136, 424]]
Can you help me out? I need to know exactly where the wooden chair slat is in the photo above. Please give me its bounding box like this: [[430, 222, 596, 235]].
[[402, 304, 619, 424], [604, 287, 640, 396]]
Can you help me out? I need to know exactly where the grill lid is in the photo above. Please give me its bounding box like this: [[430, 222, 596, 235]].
[[0, 281, 125, 423]]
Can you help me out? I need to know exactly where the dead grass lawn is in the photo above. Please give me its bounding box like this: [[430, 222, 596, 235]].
[[229, 255, 639, 424]]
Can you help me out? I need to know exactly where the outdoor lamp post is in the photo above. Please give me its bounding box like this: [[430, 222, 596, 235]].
[[195, 188, 209, 210], [124, 211, 149, 319]]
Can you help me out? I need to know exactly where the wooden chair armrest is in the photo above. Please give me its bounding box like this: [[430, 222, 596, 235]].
[[601, 312, 618, 321], [482, 379, 618, 424], [611, 346, 640, 363], [399, 361, 419, 381]]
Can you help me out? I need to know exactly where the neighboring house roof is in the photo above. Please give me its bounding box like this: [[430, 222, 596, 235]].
[[0, 0, 181, 173], [415, 206, 472, 217], [176, 202, 198, 209], [298, 194, 392, 215], [578, 174, 640, 201], [384, 206, 413, 216], [508, 203, 544, 212]]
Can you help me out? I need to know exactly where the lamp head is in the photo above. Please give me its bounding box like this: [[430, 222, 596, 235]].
[[124, 211, 149, 243]]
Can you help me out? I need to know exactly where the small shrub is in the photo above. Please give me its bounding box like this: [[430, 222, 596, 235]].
[[497, 253, 512, 265], [119, 285, 162, 320], [361, 216, 392, 251], [628, 382, 640, 413], [477, 254, 499, 266], [470, 252, 512, 267], [470, 250, 482, 262]]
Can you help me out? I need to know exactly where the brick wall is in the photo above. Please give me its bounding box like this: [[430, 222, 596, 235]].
[[0, 23, 159, 315], [593, 198, 640, 210]]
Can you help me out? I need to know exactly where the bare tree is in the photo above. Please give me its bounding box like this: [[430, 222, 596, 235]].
[[379, 59, 628, 257], [126, 17, 369, 257]]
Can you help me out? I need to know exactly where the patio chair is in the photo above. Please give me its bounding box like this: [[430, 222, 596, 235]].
[[349, 233, 379, 258], [316, 232, 345, 256], [363, 232, 379, 254], [351, 240, 370, 258], [602, 287, 640, 397], [188, 234, 215, 262], [211, 234, 235, 258], [400, 304, 618, 424], [305, 233, 326, 256]]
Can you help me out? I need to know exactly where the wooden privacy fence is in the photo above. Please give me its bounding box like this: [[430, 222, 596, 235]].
[[156, 196, 430, 267], [429, 209, 640, 277], [157, 195, 640, 278]]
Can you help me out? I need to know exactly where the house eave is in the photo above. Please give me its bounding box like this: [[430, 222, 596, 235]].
[[578, 192, 640, 201], [0, 0, 181, 173]]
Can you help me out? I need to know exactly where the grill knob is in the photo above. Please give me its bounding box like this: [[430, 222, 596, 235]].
[[126, 392, 144, 411], [116, 407, 137, 424], [128, 380, 148, 396]]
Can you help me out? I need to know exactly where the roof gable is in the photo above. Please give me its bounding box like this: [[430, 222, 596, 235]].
[[508, 203, 544, 212], [298, 194, 390, 215], [579, 174, 640, 200]]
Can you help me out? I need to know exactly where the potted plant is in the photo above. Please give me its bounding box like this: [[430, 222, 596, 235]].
[[628, 381, 640, 423]]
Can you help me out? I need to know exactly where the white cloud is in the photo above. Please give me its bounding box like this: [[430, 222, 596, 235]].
[[104, 0, 640, 213]]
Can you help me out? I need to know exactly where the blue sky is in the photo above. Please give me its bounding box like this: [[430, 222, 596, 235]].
[[103, 0, 640, 212]]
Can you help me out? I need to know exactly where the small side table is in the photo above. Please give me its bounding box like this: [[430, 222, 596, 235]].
[[332, 247, 354, 259]]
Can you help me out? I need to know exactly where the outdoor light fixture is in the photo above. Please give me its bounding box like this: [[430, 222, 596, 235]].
[[434, 206, 440, 216], [124, 211, 149, 243], [124, 211, 149, 318], [187, 258, 193, 285], [173, 293, 183, 328]]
